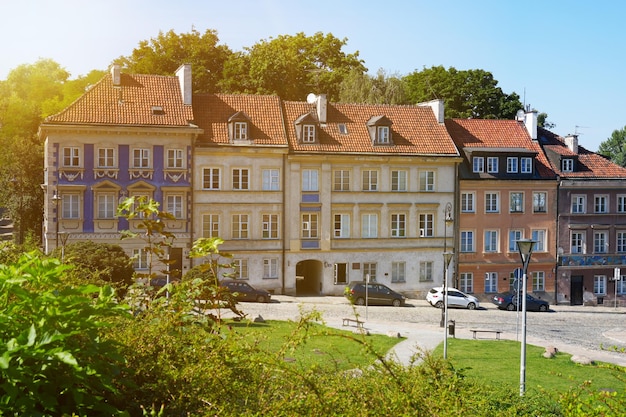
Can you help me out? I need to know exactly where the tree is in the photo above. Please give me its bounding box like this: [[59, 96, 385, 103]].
[[116, 29, 233, 93], [598, 126, 626, 167], [339, 69, 408, 104], [537, 112, 556, 129], [403, 66, 522, 119], [220, 32, 366, 101]]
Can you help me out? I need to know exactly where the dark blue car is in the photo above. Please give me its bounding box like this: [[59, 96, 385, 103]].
[[492, 292, 549, 312]]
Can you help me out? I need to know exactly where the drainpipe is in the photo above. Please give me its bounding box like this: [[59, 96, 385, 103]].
[[281, 153, 287, 295]]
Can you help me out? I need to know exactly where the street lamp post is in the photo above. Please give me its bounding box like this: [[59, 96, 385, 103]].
[[441, 203, 453, 327], [51, 193, 61, 249], [442, 251, 454, 359], [58, 232, 69, 261], [516, 238, 535, 396]]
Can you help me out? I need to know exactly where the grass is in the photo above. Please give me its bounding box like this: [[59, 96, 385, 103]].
[[434, 338, 626, 394]]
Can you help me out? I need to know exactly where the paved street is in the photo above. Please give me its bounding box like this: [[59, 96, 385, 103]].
[[231, 295, 626, 367]]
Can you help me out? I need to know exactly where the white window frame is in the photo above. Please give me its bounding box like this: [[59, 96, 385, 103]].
[[461, 192, 475, 213], [233, 258, 249, 280], [62, 194, 80, 219], [507, 157, 518, 173], [334, 213, 350, 238], [593, 231, 608, 253], [572, 195, 586, 214], [302, 169, 319, 191], [419, 171, 435, 192], [166, 194, 184, 219], [63, 147, 80, 167], [485, 192, 499, 213], [362, 170, 378, 191], [531, 229, 547, 252], [510, 192, 524, 213], [593, 275, 607, 295], [303, 124, 316, 142], [460, 230, 474, 253], [571, 231, 585, 254], [487, 157, 498, 173], [485, 272, 498, 293], [334, 169, 351, 191], [203, 168, 221, 190], [419, 261, 433, 282], [391, 213, 406, 238], [361, 213, 378, 238], [391, 262, 406, 283], [618, 195, 626, 213], [391, 170, 407, 191], [532, 271, 545, 292], [262, 169, 280, 191], [363, 263, 377, 282], [132, 248, 149, 270], [263, 258, 279, 279], [617, 231, 626, 253], [377, 126, 390, 144], [302, 213, 319, 238], [132, 148, 150, 169], [231, 214, 249, 239], [262, 214, 279, 239], [97, 147, 114, 168], [97, 194, 116, 219], [521, 157, 532, 173], [460, 272, 473, 293], [562, 158, 574, 172], [232, 168, 249, 190], [533, 192, 547, 213], [202, 214, 220, 238], [594, 195, 608, 213], [166, 148, 184, 169], [473, 157, 484, 173], [509, 229, 523, 252], [484, 230, 499, 253], [419, 213, 434, 237], [234, 121, 248, 140]]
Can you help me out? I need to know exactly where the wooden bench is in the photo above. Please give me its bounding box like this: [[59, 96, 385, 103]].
[[342, 318, 365, 329], [470, 329, 502, 340]]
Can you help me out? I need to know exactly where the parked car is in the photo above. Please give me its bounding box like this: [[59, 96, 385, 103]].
[[426, 287, 480, 310], [492, 292, 549, 312], [221, 279, 272, 303], [344, 282, 406, 307]]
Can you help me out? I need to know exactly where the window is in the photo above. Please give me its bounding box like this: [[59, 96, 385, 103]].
[[338, 124, 348, 135], [334, 170, 350, 191], [618, 276, 626, 295], [485, 192, 499, 213], [203, 168, 220, 190], [166, 149, 184, 168], [202, 214, 220, 238], [232, 168, 249, 190], [133, 148, 150, 168], [521, 157, 532, 173], [487, 157, 498, 173], [484, 230, 498, 253], [62, 194, 80, 219], [391, 262, 406, 283], [419, 213, 434, 237], [362, 170, 378, 191], [485, 272, 498, 293], [166, 195, 184, 219], [531, 229, 547, 252], [593, 275, 607, 295], [363, 263, 377, 281], [391, 170, 407, 191], [460, 231, 474, 252], [334, 263, 348, 284], [472, 157, 484, 173], [571, 195, 586, 213], [263, 258, 278, 279], [391, 214, 406, 237], [617, 231, 626, 253], [232, 259, 248, 280], [334, 214, 350, 238], [562, 158, 574, 172], [461, 192, 475, 213], [532, 271, 545, 291], [302, 213, 318, 238], [594, 195, 608, 213], [361, 214, 378, 238], [594, 231, 608, 253], [97, 148, 114, 168], [97, 194, 116, 219], [234, 121, 248, 140], [262, 214, 279, 239], [510, 192, 523, 213], [419, 171, 435, 191], [302, 169, 319, 191], [571, 232, 584, 254], [262, 169, 280, 190], [232, 214, 249, 239], [303, 125, 316, 142], [509, 230, 523, 252], [377, 126, 389, 143], [533, 192, 547, 213], [132, 248, 148, 270], [507, 157, 518, 173], [618, 195, 626, 213], [419, 261, 433, 282], [459, 272, 473, 293], [63, 147, 80, 167]]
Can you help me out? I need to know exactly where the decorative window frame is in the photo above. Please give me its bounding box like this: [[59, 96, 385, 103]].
[[366, 115, 393, 145]]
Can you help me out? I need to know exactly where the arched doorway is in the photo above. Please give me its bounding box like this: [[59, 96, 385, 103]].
[[295, 259, 323, 296]]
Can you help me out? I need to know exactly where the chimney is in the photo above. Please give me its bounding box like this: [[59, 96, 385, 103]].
[[111, 64, 121, 86], [316, 94, 327, 124], [176, 64, 192, 105], [524, 110, 538, 140], [418, 99, 444, 123], [564, 134, 579, 154]]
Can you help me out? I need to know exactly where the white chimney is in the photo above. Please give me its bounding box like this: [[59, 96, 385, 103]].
[[176, 64, 192, 105], [418, 99, 444, 124], [111, 64, 121, 86], [564, 134, 579, 154], [316, 94, 327, 124], [524, 110, 538, 140]]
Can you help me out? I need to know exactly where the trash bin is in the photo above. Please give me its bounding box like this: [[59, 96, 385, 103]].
[[448, 320, 455, 338]]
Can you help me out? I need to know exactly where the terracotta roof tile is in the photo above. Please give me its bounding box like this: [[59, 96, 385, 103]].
[[283, 101, 458, 155], [45, 73, 194, 127]]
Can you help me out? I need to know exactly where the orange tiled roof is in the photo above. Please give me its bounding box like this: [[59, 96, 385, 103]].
[[283, 101, 458, 155], [538, 127, 626, 178], [44, 73, 194, 127], [193, 94, 288, 146], [446, 118, 555, 178]]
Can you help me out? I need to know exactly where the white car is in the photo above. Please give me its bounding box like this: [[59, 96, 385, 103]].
[[426, 287, 480, 310]]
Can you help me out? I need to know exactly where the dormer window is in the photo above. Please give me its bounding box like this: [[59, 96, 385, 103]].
[[151, 105, 165, 115], [228, 111, 252, 143], [562, 158, 574, 172], [303, 125, 316, 142], [295, 113, 319, 144], [521, 157, 533, 173], [367, 115, 393, 145], [234, 121, 247, 140]]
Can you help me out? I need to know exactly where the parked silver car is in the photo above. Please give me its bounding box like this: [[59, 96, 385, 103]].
[[426, 287, 480, 310]]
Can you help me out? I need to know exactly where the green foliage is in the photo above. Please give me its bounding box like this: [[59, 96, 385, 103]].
[[338, 68, 408, 104], [0, 252, 130, 416], [598, 125, 626, 167]]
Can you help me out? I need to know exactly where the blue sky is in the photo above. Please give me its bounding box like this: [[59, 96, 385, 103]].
[[2, 0, 624, 151]]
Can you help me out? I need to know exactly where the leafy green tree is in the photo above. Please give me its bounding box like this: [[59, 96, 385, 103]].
[[117, 28, 232, 93], [538, 112, 556, 129], [220, 32, 366, 101], [403, 66, 522, 119], [339, 68, 408, 104], [598, 125, 626, 167]]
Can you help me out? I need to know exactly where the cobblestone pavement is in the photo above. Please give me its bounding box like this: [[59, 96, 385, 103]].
[[230, 295, 626, 367]]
